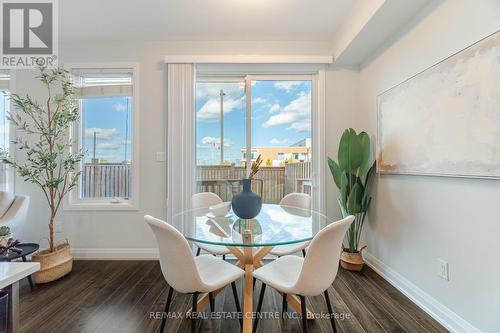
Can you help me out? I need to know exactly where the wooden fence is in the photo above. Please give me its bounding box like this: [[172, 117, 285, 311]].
[[80, 162, 311, 202], [197, 162, 311, 203], [284, 161, 312, 195], [81, 163, 131, 198]]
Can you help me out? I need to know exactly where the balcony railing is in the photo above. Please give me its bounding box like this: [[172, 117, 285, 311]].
[[80, 162, 312, 203]]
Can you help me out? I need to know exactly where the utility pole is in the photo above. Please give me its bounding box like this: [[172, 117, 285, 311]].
[[92, 131, 98, 164], [219, 89, 225, 165]]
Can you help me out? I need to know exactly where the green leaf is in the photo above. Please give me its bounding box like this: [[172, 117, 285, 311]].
[[339, 172, 348, 206], [338, 128, 363, 173], [347, 183, 363, 214], [327, 157, 343, 189], [357, 131, 372, 176]]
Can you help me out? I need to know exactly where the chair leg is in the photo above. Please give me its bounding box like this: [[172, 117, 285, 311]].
[[196, 247, 201, 256], [231, 282, 242, 328], [209, 292, 215, 313], [160, 286, 173, 333], [300, 295, 308, 333], [282, 293, 287, 319], [192, 292, 199, 333], [302, 249, 306, 257], [324, 290, 337, 333], [253, 283, 266, 333]]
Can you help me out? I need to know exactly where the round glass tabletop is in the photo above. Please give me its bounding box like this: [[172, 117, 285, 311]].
[[173, 203, 332, 247]]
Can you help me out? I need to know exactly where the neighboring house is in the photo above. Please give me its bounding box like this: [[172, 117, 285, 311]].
[[241, 139, 311, 166]]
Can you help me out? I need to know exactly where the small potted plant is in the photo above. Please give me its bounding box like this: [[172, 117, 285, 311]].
[[4, 66, 83, 283], [231, 155, 263, 219], [0, 226, 10, 247], [328, 128, 375, 271]]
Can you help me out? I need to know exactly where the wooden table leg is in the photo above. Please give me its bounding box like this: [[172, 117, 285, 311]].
[[286, 294, 315, 319], [243, 264, 253, 333]]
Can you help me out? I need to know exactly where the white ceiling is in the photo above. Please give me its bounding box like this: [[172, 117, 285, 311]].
[[60, 0, 362, 43]]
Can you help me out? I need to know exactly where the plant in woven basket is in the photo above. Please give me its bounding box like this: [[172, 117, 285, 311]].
[[4, 66, 83, 253], [328, 128, 375, 271]]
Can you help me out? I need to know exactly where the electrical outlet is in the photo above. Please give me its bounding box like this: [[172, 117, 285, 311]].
[[437, 259, 449, 281], [156, 152, 166, 162]]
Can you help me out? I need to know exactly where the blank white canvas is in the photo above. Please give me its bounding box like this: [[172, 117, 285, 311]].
[[377, 31, 500, 178]]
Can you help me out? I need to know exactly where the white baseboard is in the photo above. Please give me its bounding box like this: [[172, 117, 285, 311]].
[[71, 247, 159, 260], [363, 251, 481, 333]]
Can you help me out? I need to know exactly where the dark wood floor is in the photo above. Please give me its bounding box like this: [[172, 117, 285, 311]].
[[18, 260, 447, 333]]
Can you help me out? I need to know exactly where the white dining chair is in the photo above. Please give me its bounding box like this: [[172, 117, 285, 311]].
[[252, 215, 355, 333], [191, 192, 232, 259], [0, 192, 30, 237], [145, 215, 244, 333], [270, 192, 312, 257]]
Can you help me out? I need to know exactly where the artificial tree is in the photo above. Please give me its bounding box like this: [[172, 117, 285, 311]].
[[328, 128, 375, 258], [5, 66, 83, 253]]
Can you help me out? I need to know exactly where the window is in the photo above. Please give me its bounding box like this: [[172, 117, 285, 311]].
[[68, 65, 139, 209], [0, 70, 12, 192], [195, 76, 313, 203]]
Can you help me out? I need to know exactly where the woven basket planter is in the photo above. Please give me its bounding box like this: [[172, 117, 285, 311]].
[[32, 243, 73, 284], [340, 246, 366, 271]]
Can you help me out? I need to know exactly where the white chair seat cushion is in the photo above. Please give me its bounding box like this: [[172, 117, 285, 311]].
[[0, 192, 16, 218], [269, 241, 309, 256], [195, 255, 244, 292], [195, 242, 231, 255], [253, 255, 304, 294]]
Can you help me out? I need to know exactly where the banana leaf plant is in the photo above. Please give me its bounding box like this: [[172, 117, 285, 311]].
[[328, 128, 375, 253]]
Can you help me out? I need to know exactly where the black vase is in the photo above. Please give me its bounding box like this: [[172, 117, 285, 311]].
[[231, 179, 262, 219]]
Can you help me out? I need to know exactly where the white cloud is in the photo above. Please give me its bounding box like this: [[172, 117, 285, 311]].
[[85, 128, 118, 140], [197, 97, 243, 121], [288, 122, 311, 132], [96, 143, 121, 151], [252, 97, 267, 105], [270, 138, 289, 145], [273, 81, 303, 93], [114, 103, 127, 112], [262, 92, 311, 132], [196, 83, 244, 100], [268, 104, 280, 114], [200, 136, 232, 147]]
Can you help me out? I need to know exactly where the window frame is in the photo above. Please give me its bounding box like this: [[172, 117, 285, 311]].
[[0, 70, 16, 193], [64, 62, 140, 211]]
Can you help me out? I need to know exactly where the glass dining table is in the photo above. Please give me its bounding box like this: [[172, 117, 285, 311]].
[[173, 203, 332, 333]]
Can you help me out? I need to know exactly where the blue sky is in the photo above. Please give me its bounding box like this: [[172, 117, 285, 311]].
[[196, 80, 312, 165], [82, 96, 132, 163]]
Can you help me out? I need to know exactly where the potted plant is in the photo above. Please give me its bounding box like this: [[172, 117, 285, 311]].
[[0, 226, 10, 247], [328, 128, 375, 271], [4, 66, 83, 283]]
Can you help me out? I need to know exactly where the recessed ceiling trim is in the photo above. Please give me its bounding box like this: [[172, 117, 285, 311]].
[[163, 55, 334, 64]]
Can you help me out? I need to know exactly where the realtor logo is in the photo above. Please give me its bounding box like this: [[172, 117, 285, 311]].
[[0, 0, 58, 68]]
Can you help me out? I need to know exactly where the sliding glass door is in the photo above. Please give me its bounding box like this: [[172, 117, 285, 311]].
[[195, 76, 313, 205]]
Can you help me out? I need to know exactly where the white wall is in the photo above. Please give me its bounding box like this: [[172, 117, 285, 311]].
[[11, 40, 359, 257], [358, 0, 500, 332]]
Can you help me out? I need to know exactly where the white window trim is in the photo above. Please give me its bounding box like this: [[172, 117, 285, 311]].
[[2, 70, 16, 193], [195, 71, 326, 214], [63, 62, 140, 211]]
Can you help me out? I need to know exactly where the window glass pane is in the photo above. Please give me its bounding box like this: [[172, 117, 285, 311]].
[[74, 70, 133, 200], [251, 80, 312, 203], [195, 81, 247, 201]]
